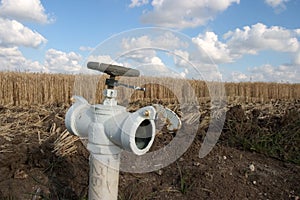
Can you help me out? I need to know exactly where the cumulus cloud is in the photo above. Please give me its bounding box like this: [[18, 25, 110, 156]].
[[265, 0, 289, 12], [122, 35, 153, 50], [292, 49, 300, 65], [173, 49, 190, 67], [137, 59, 187, 78], [189, 22, 300, 82], [119, 30, 226, 80], [121, 36, 157, 64], [229, 71, 249, 82], [44, 49, 82, 73], [87, 55, 115, 64], [192, 32, 233, 64], [0, 46, 45, 72], [0, 0, 53, 24], [0, 18, 47, 48], [121, 32, 188, 51], [95, 33, 190, 78], [79, 46, 94, 52], [224, 23, 299, 56], [191, 23, 299, 65], [134, 0, 240, 29], [228, 52, 300, 82], [0, 20, 46, 72], [118, 23, 300, 82], [227, 64, 300, 83], [249, 64, 299, 82], [0, 47, 85, 74], [129, 0, 149, 8], [120, 32, 188, 66], [0, 1, 82, 74]]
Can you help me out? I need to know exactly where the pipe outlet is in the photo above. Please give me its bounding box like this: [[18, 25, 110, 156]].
[[65, 96, 92, 138], [65, 96, 156, 156], [104, 106, 156, 155]]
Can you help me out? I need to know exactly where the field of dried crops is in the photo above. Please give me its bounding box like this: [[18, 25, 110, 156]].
[[1, 72, 300, 106], [0, 72, 299, 199]]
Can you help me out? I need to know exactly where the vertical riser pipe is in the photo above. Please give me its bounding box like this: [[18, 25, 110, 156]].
[[89, 154, 120, 200]]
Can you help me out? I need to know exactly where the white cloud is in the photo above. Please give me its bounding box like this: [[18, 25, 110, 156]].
[[87, 55, 124, 67], [151, 0, 164, 7], [189, 23, 300, 82], [0, 1, 84, 74], [0, 47, 86, 74], [292, 48, 300, 65], [249, 64, 299, 82], [190, 23, 299, 69], [224, 23, 299, 56], [44, 49, 82, 73], [136, 0, 240, 29], [87, 55, 115, 64], [227, 62, 300, 83], [265, 0, 288, 7], [227, 64, 300, 83], [122, 35, 153, 50], [79, 46, 94, 52], [192, 32, 233, 64], [119, 31, 227, 80], [129, 0, 149, 8], [0, 18, 47, 48], [173, 49, 190, 67], [92, 34, 191, 78], [137, 60, 186, 78], [0, 46, 21, 57], [120, 32, 187, 66], [121, 32, 187, 51], [265, 0, 289, 11], [229, 71, 249, 82], [172, 51, 222, 80], [150, 56, 164, 66], [0, 0, 53, 24], [121, 48, 157, 65], [0, 46, 45, 72], [117, 23, 300, 82]]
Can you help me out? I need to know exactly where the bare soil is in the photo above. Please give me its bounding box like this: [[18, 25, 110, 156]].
[[0, 102, 299, 200]]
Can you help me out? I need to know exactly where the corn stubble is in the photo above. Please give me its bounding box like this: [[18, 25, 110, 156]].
[[0, 72, 299, 105]]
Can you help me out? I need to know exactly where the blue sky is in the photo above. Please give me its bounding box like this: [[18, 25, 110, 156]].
[[0, 0, 300, 82]]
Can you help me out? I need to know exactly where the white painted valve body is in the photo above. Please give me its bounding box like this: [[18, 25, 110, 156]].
[[65, 95, 156, 200]]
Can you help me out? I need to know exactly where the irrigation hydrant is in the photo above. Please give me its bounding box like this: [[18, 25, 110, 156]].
[[65, 62, 157, 200]]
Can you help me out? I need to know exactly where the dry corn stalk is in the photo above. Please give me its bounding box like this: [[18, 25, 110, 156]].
[[1, 71, 300, 105], [53, 129, 79, 157]]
